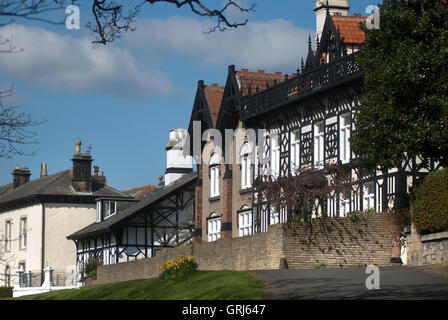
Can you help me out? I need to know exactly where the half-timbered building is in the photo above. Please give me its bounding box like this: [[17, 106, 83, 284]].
[[68, 129, 196, 278], [189, 0, 440, 242]]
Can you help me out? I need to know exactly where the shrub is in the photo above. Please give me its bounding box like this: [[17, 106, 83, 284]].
[[84, 256, 102, 280], [412, 168, 448, 234], [159, 256, 198, 283], [0, 287, 13, 298]]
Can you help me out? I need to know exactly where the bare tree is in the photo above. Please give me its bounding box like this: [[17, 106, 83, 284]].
[[0, 0, 66, 27], [0, 87, 47, 158], [0, 228, 32, 286], [255, 163, 357, 222], [0, 1, 253, 156], [1, 0, 255, 44], [87, 0, 256, 44]]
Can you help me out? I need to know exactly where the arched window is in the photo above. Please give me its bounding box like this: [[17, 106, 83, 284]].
[[210, 153, 221, 197], [240, 143, 252, 190], [207, 212, 221, 242], [238, 206, 253, 237]]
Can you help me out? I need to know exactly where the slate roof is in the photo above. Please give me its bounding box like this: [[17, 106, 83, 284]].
[[0, 170, 130, 209], [67, 172, 198, 240], [0, 183, 13, 197]]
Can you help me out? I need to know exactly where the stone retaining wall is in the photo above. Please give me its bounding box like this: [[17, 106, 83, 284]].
[[86, 212, 400, 286], [406, 225, 448, 266]]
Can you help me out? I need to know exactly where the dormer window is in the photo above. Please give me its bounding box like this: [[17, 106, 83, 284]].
[[96, 200, 117, 222]]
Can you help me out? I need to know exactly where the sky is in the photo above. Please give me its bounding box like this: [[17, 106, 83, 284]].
[[0, 0, 381, 190]]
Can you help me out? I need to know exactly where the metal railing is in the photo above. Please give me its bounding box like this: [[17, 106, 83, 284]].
[[240, 51, 364, 121]]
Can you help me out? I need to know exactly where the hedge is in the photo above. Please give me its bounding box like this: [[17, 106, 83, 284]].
[[412, 168, 448, 234], [0, 287, 13, 298]]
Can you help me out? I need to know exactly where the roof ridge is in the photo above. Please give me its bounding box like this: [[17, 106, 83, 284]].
[[121, 184, 157, 192]]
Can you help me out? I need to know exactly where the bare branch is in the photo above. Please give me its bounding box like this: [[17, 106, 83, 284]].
[[88, 0, 255, 44], [0, 87, 47, 158], [0, 0, 67, 27]]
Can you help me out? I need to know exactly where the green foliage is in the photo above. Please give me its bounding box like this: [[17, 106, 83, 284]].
[[0, 287, 12, 298], [159, 256, 198, 283], [84, 256, 102, 280], [411, 168, 448, 234], [313, 263, 327, 269], [352, 0, 448, 169], [15, 271, 267, 300]]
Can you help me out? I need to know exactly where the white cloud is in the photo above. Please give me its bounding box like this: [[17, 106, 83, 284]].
[[125, 16, 314, 73], [0, 24, 176, 98]]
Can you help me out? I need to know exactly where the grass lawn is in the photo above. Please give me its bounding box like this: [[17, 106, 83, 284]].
[[13, 271, 267, 300]]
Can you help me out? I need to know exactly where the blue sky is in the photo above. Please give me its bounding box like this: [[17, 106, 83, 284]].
[[0, 0, 380, 190]]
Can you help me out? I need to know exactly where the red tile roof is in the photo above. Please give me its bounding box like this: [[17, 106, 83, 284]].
[[204, 83, 225, 126], [236, 69, 295, 96], [122, 184, 158, 199], [331, 14, 367, 44]]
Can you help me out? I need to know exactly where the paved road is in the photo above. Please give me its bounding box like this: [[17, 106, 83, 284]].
[[251, 266, 448, 300]]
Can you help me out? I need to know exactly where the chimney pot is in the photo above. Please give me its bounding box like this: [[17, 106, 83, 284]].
[[75, 140, 81, 153], [41, 163, 48, 178], [93, 165, 99, 176]]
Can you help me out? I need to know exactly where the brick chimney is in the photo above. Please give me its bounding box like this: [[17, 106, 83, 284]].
[[12, 167, 31, 189], [92, 165, 106, 186], [72, 140, 93, 192]]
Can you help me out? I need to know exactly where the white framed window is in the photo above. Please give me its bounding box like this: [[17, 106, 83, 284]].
[[363, 182, 375, 211], [102, 201, 117, 220], [5, 220, 11, 252], [238, 208, 253, 237], [339, 113, 351, 164], [269, 206, 280, 225], [271, 134, 280, 178], [339, 193, 351, 217], [254, 146, 259, 179], [240, 143, 252, 190], [314, 121, 325, 168], [207, 214, 221, 242], [96, 201, 102, 222], [19, 217, 27, 249], [210, 153, 220, 197], [290, 130, 300, 173]]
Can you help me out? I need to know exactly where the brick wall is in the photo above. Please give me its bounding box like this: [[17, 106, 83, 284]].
[[86, 212, 399, 286], [406, 224, 448, 266]]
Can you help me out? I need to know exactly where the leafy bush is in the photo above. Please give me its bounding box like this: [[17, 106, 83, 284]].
[[84, 257, 102, 280], [412, 168, 448, 234], [159, 256, 198, 283], [0, 287, 13, 298]]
